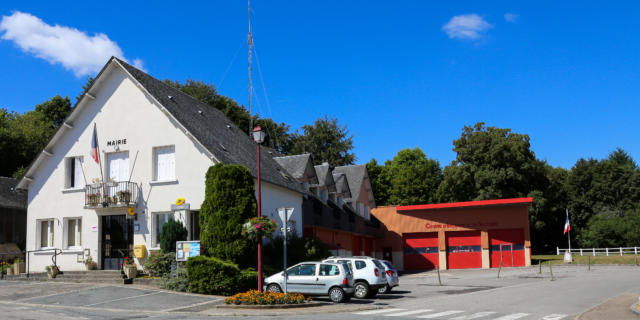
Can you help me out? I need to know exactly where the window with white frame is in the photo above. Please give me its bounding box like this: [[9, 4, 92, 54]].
[[153, 146, 175, 181], [153, 212, 174, 247], [65, 156, 84, 189], [64, 218, 82, 249], [38, 219, 54, 249]]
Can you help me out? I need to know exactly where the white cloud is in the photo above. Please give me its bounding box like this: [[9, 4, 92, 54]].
[[442, 14, 492, 40], [0, 11, 143, 77], [504, 13, 519, 23]]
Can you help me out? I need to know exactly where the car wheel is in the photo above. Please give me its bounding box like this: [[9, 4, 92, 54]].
[[378, 284, 391, 294], [354, 281, 370, 299], [329, 287, 346, 303], [266, 283, 282, 293]]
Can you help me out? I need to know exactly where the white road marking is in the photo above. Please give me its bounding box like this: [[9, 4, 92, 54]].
[[353, 308, 406, 315], [491, 313, 530, 320], [540, 314, 567, 320], [417, 310, 465, 318], [384, 309, 434, 316], [450, 311, 498, 319]]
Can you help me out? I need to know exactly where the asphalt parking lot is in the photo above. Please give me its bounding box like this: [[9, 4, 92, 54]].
[[0, 265, 639, 319]]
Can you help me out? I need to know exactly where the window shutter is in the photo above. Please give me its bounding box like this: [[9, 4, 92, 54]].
[[155, 146, 175, 181], [74, 157, 84, 188]]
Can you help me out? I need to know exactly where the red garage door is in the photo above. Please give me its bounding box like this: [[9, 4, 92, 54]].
[[403, 232, 438, 270], [446, 231, 482, 269], [489, 229, 525, 268]]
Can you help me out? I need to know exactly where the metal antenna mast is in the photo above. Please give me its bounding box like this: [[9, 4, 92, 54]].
[[248, 0, 254, 134]]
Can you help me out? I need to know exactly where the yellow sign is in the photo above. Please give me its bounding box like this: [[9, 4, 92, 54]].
[[127, 207, 136, 216], [175, 198, 185, 206]]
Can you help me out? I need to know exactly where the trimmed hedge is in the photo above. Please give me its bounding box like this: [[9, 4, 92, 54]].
[[142, 252, 174, 277], [160, 219, 188, 253], [186, 256, 258, 295]]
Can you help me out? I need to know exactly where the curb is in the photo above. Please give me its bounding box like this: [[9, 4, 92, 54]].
[[217, 301, 329, 309]]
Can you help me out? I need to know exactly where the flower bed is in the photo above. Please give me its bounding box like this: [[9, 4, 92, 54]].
[[224, 290, 310, 305]]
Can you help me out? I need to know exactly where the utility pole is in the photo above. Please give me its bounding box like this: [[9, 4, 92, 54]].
[[247, 0, 253, 135]]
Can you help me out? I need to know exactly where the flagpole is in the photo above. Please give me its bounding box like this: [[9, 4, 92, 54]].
[[566, 208, 571, 253]]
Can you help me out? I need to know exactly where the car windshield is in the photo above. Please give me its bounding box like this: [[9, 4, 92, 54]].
[[382, 261, 395, 269], [372, 259, 384, 269]]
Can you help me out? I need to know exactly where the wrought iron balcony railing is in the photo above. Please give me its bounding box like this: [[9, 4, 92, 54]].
[[84, 181, 138, 209]]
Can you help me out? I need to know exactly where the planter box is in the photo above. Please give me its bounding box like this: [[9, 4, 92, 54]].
[[124, 266, 137, 279], [13, 262, 25, 274]]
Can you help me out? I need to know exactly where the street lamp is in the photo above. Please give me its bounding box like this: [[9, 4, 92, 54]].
[[252, 125, 266, 292]]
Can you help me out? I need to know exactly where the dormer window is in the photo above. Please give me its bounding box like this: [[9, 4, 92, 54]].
[[320, 189, 328, 202], [337, 196, 343, 207]]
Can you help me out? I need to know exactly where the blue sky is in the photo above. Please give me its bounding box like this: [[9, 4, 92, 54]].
[[1, 1, 639, 169]]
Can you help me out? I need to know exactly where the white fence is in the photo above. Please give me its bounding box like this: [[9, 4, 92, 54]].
[[556, 247, 640, 256]]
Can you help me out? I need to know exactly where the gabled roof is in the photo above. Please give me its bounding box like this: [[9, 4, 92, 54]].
[[332, 172, 352, 198], [18, 57, 305, 194], [333, 164, 367, 203], [273, 154, 319, 185], [0, 177, 27, 210], [313, 163, 336, 193]]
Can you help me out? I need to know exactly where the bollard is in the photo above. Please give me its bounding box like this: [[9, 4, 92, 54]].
[[588, 255, 590, 271], [497, 259, 503, 279], [549, 261, 555, 281], [538, 260, 542, 274], [436, 264, 442, 286]]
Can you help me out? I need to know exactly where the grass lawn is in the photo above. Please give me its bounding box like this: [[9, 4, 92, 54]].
[[532, 254, 640, 265]]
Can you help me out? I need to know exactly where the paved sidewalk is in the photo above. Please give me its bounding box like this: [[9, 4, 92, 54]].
[[577, 291, 640, 320]]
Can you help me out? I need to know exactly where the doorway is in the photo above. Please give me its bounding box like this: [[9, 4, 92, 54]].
[[101, 215, 133, 270]]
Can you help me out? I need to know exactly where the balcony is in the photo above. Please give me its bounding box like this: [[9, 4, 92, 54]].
[[84, 181, 138, 209]]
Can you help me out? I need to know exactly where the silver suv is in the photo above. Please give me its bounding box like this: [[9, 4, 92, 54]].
[[264, 261, 355, 303], [322, 256, 387, 299]]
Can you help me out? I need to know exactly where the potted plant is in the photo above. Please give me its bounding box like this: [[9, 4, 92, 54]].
[[122, 257, 137, 279], [83, 256, 97, 270], [45, 265, 59, 279], [87, 192, 101, 206], [117, 190, 131, 204], [13, 258, 25, 274], [241, 216, 278, 242]]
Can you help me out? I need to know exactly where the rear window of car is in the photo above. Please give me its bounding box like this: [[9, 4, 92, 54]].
[[372, 259, 384, 269], [382, 261, 394, 269], [341, 263, 352, 275], [355, 260, 367, 269], [319, 264, 340, 276]]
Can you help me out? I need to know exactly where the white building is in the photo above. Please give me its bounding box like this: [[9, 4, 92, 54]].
[[16, 57, 307, 272]]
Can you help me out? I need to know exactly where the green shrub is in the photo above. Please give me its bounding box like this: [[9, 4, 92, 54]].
[[142, 252, 175, 277], [199, 164, 257, 268], [159, 265, 188, 292], [186, 255, 242, 295], [160, 219, 188, 253]]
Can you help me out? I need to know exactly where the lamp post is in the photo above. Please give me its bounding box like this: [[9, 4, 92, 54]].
[[252, 125, 266, 292]]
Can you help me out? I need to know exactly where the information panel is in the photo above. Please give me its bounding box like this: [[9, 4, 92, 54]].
[[176, 241, 201, 261]]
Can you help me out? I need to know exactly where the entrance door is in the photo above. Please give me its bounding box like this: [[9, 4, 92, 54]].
[[446, 231, 482, 269], [403, 232, 439, 270], [101, 215, 133, 270], [489, 229, 525, 268]]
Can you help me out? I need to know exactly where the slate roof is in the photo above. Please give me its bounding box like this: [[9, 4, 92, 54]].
[[314, 163, 336, 193], [273, 154, 319, 185], [0, 177, 27, 210], [115, 58, 305, 194], [332, 164, 367, 203], [332, 172, 352, 199]]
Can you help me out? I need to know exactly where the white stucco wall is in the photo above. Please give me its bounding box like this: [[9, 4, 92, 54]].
[[26, 65, 215, 272], [258, 181, 303, 237]]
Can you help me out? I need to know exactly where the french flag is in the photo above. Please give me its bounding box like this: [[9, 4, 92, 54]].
[[564, 209, 571, 235], [91, 124, 100, 164]]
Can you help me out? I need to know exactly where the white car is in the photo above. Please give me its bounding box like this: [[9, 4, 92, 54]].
[[264, 261, 355, 303], [322, 256, 387, 299], [378, 259, 399, 294]]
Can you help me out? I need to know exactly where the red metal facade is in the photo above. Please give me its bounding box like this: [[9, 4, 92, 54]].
[[446, 231, 482, 269], [489, 229, 525, 268], [402, 232, 439, 270]]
